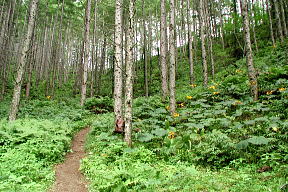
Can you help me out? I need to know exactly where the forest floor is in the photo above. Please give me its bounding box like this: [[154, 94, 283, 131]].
[[49, 127, 90, 192]]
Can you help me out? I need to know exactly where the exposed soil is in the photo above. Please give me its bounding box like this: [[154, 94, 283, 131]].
[[49, 127, 90, 192]]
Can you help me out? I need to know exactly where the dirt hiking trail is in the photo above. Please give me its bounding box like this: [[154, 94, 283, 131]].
[[49, 127, 90, 192]]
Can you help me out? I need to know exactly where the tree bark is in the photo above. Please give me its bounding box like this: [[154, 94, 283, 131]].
[[279, 0, 287, 36], [90, 0, 98, 97], [9, 0, 39, 121], [97, 36, 106, 95], [266, 0, 275, 46], [241, 0, 258, 101], [169, 0, 176, 114], [80, 0, 91, 106], [124, 0, 135, 147], [187, 0, 194, 84], [199, 0, 208, 87], [142, 0, 148, 97], [273, 0, 284, 42], [160, 0, 169, 100], [114, 0, 124, 132]]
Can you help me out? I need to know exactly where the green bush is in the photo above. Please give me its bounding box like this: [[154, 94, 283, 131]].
[[84, 96, 113, 114]]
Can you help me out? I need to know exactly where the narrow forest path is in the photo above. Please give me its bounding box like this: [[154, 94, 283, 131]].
[[49, 127, 90, 192]]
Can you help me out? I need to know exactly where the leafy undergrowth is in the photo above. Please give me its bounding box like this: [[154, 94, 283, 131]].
[[82, 44, 287, 191], [0, 99, 91, 192]]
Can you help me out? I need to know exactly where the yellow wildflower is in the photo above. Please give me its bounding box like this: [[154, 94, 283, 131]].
[[190, 84, 197, 88], [173, 113, 180, 117], [213, 92, 220, 95], [272, 127, 278, 132], [209, 85, 216, 89], [165, 106, 170, 110], [168, 131, 175, 139], [46, 96, 51, 99], [266, 91, 274, 95], [186, 96, 193, 100], [279, 88, 286, 92], [233, 100, 243, 105], [250, 81, 257, 86], [235, 69, 242, 73], [178, 103, 184, 107]]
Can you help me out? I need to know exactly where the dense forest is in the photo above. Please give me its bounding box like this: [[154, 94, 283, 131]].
[[0, 0, 287, 191]]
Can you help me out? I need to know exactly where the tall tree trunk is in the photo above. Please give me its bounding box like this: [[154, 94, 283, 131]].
[[25, 42, 35, 99], [273, 0, 284, 42], [169, 0, 176, 114], [205, 0, 215, 79], [199, 0, 208, 87], [219, 1, 225, 49], [266, 0, 275, 46], [97, 36, 106, 95], [142, 0, 148, 97], [241, 0, 258, 101], [114, 0, 124, 132], [160, 0, 169, 100], [279, 0, 287, 36], [124, 0, 135, 147], [187, 0, 194, 84], [9, 0, 39, 121], [80, 0, 91, 106], [0, 0, 16, 100], [90, 0, 98, 97], [251, 0, 259, 52]]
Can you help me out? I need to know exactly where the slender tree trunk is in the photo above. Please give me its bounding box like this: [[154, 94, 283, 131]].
[[9, 0, 39, 121], [241, 0, 258, 101], [142, 0, 148, 97], [205, 0, 215, 79], [251, 0, 259, 52], [114, 0, 124, 132], [279, 0, 287, 36], [266, 1, 275, 46], [160, 0, 169, 100], [148, 12, 153, 88], [124, 0, 135, 147], [273, 0, 284, 42], [187, 0, 194, 84], [97, 36, 106, 95], [199, 0, 208, 87], [80, 0, 91, 106], [219, 1, 225, 49], [169, 0, 176, 114], [25, 43, 35, 99], [0, 0, 15, 100], [90, 0, 98, 97]]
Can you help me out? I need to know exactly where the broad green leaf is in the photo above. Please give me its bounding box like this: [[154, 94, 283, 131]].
[[236, 140, 249, 149], [246, 136, 270, 145], [151, 129, 167, 137]]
